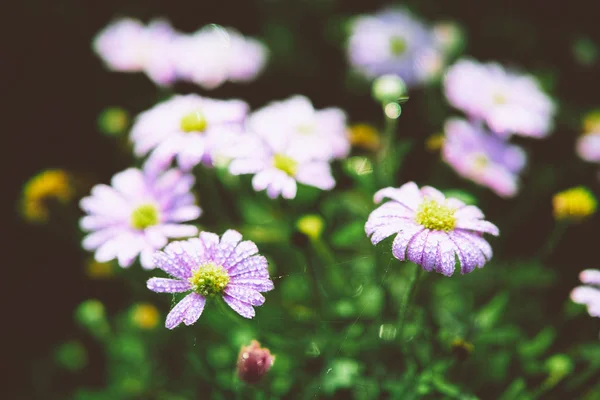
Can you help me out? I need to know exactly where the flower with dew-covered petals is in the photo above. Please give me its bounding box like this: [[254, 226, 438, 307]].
[[171, 25, 268, 90], [80, 167, 201, 269], [571, 269, 600, 336], [444, 59, 555, 138], [552, 186, 597, 221], [146, 230, 274, 328], [130, 94, 248, 174], [365, 182, 499, 276], [247, 95, 350, 161], [442, 118, 527, 198], [93, 18, 178, 86], [347, 8, 443, 86], [21, 169, 73, 223]]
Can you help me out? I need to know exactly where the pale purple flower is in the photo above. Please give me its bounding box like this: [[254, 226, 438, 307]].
[[93, 18, 178, 86], [147, 230, 274, 328], [80, 167, 201, 269], [171, 25, 268, 89], [444, 59, 555, 138], [347, 9, 443, 85], [130, 94, 248, 173], [576, 132, 600, 163], [571, 270, 600, 336], [248, 95, 350, 161], [442, 118, 527, 197], [365, 182, 499, 276]]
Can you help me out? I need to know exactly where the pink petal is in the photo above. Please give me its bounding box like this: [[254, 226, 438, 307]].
[[225, 285, 266, 306], [392, 224, 425, 261], [223, 295, 256, 319], [147, 277, 191, 293], [165, 292, 206, 329]]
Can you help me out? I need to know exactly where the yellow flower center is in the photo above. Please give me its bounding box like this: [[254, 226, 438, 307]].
[[472, 153, 489, 171], [180, 111, 208, 133], [415, 199, 457, 231], [297, 123, 315, 135], [188, 262, 230, 297], [552, 186, 597, 221], [389, 36, 407, 56], [273, 154, 298, 176], [130, 203, 160, 230], [493, 92, 507, 105]]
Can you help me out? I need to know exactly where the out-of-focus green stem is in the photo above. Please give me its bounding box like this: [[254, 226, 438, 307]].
[[397, 264, 423, 349], [311, 237, 345, 296], [376, 104, 399, 187]]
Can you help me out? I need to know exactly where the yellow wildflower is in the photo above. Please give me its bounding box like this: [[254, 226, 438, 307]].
[[21, 169, 73, 223], [553, 186, 597, 221]]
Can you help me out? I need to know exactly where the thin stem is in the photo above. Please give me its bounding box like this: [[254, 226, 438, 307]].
[[311, 237, 344, 296], [539, 221, 568, 259], [397, 263, 424, 347], [376, 105, 398, 187]]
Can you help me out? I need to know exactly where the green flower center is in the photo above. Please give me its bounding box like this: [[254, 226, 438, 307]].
[[389, 36, 407, 56], [130, 203, 160, 230], [273, 154, 298, 176], [180, 111, 208, 133], [297, 123, 315, 135], [415, 199, 456, 231], [188, 262, 230, 297]]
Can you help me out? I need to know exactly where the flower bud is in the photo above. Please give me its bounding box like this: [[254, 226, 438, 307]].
[[296, 214, 325, 240], [371, 74, 407, 104], [237, 340, 275, 384]]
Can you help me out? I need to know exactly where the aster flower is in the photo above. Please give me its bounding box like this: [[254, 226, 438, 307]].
[[442, 118, 527, 197], [365, 182, 499, 276], [21, 169, 73, 223], [247, 95, 350, 161], [93, 18, 178, 86], [147, 230, 274, 328], [347, 8, 443, 86], [80, 167, 201, 269], [171, 25, 268, 90], [444, 59, 555, 138], [130, 94, 248, 173], [571, 269, 600, 324]]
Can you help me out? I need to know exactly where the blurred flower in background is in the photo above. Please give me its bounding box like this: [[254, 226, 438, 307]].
[[347, 8, 444, 86], [131, 303, 160, 329], [93, 18, 178, 86], [80, 167, 201, 269], [348, 123, 381, 151], [444, 59, 555, 138], [171, 25, 268, 89], [576, 110, 600, 163], [237, 340, 275, 384], [442, 118, 527, 197], [130, 94, 248, 173], [571, 269, 600, 327], [93, 19, 268, 88], [147, 230, 274, 328], [365, 182, 499, 276], [552, 186, 597, 221], [21, 169, 73, 223]]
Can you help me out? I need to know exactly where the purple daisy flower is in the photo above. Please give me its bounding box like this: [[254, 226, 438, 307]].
[[571, 270, 600, 336], [576, 132, 600, 163], [347, 8, 442, 86], [444, 59, 555, 138], [442, 118, 527, 197], [248, 95, 350, 161], [365, 182, 499, 276], [80, 167, 201, 269], [171, 25, 268, 90], [147, 230, 274, 328], [93, 18, 178, 86], [130, 94, 248, 174]]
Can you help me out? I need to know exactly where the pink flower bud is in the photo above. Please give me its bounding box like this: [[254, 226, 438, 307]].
[[237, 340, 275, 384]]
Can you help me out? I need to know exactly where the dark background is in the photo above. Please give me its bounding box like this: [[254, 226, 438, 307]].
[[5, 0, 599, 397]]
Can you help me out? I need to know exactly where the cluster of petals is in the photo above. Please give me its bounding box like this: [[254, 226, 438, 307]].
[[365, 182, 499, 276], [80, 167, 201, 269], [147, 230, 274, 328], [228, 96, 348, 199], [442, 118, 527, 197], [130, 94, 248, 174], [347, 8, 447, 86], [444, 59, 555, 138], [576, 132, 600, 164], [93, 18, 267, 88], [571, 269, 600, 335]]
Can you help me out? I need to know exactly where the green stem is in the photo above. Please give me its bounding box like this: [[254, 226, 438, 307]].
[[539, 221, 568, 259], [311, 237, 344, 296], [376, 105, 399, 187], [397, 264, 424, 347]]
